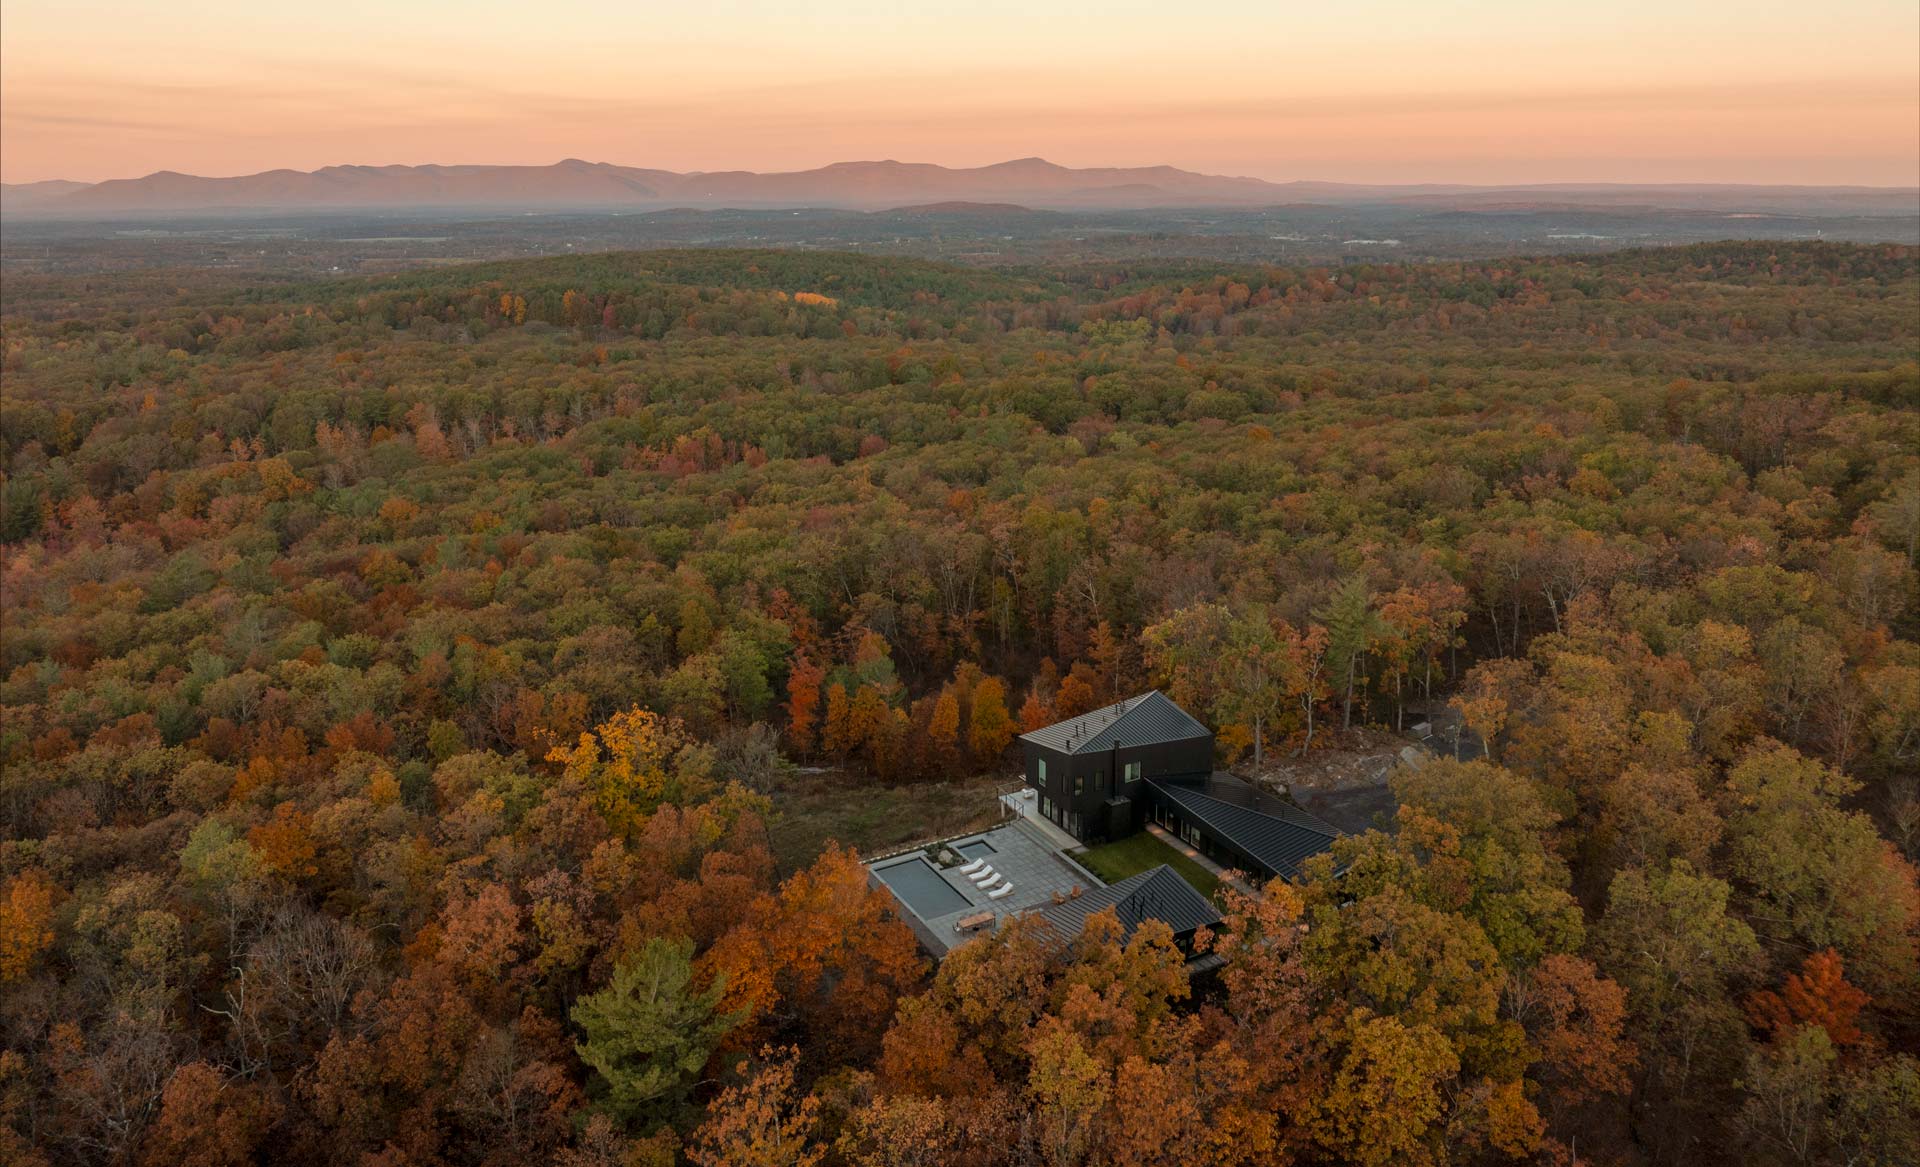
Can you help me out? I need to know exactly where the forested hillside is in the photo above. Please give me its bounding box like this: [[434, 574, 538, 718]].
[[2, 242, 1917, 1166]]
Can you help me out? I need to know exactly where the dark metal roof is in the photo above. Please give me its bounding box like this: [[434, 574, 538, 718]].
[[1031, 864, 1222, 942], [1147, 779, 1339, 880], [1160, 773, 1343, 835], [1019, 690, 1212, 756]]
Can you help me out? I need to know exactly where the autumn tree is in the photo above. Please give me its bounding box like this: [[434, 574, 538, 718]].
[[1450, 657, 1535, 764], [548, 707, 695, 837], [686, 1046, 825, 1167], [0, 870, 58, 982], [1504, 953, 1635, 1117], [1303, 1011, 1459, 1167], [1144, 604, 1321, 768], [820, 684, 853, 760], [1388, 758, 1585, 967], [701, 846, 924, 1065], [1733, 1028, 1920, 1167], [1594, 860, 1761, 1157], [1018, 686, 1054, 734], [138, 1062, 279, 1167], [1721, 741, 1920, 995], [1054, 669, 1097, 720], [926, 688, 962, 775], [1745, 949, 1870, 1050], [966, 675, 1015, 762], [1596, 760, 1724, 876], [784, 653, 825, 757]]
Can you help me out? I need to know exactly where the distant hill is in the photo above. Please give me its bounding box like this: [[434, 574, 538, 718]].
[[0, 179, 93, 211], [7, 158, 1916, 217], [12, 158, 1281, 214]]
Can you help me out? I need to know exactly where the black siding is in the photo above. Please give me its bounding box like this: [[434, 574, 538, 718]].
[[1023, 734, 1212, 843]]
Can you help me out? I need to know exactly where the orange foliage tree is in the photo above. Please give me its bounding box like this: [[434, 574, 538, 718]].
[[0, 870, 58, 982], [1746, 948, 1870, 1049]]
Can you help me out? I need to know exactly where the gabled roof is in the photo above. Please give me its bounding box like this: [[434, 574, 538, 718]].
[[1147, 779, 1339, 880], [1019, 690, 1212, 756], [1030, 864, 1221, 943]]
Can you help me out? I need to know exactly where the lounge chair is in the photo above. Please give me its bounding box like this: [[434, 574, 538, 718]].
[[968, 866, 996, 883], [988, 883, 1014, 899], [978, 873, 1001, 890], [958, 858, 984, 874]]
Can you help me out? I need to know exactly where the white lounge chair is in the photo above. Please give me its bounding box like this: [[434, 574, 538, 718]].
[[968, 866, 996, 883], [958, 858, 984, 874], [988, 883, 1014, 899], [977, 873, 1002, 890]]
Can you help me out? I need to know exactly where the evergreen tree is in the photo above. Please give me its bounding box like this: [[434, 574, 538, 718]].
[[1315, 576, 1388, 731], [572, 937, 746, 1129]]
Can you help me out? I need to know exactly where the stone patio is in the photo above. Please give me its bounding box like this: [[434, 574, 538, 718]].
[[866, 819, 1102, 956]]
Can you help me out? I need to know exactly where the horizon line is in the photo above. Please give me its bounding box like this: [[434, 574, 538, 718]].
[[7, 156, 1919, 191]]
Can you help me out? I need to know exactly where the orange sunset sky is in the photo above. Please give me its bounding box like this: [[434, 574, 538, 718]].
[[3, 0, 1917, 187]]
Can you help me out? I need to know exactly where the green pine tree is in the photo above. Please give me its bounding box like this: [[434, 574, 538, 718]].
[[1315, 575, 1388, 731], [571, 937, 745, 1130]]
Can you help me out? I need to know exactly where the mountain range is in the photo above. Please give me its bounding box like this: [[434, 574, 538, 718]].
[[4, 158, 1916, 216]]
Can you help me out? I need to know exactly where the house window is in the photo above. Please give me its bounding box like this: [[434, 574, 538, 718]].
[[1124, 761, 1142, 784], [1074, 773, 1085, 795], [1041, 795, 1054, 820], [1037, 758, 1048, 785]]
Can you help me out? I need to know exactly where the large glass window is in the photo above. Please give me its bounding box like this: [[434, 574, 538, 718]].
[[1124, 761, 1142, 784], [1037, 757, 1048, 784], [1074, 773, 1085, 795]]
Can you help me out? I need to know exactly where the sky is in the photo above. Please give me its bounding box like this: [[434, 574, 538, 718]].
[[3, 0, 1918, 187]]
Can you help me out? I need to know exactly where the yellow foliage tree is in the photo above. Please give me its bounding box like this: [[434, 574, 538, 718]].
[[549, 707, 692, 837], [967, 675, 1015, 761]]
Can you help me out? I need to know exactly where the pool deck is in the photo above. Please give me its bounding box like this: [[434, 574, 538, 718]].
[[866, 819, 1103, 956], [999, 786, 1083, 851]]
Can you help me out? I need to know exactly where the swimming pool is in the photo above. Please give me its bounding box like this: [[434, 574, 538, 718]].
[[875, 856, 971, 918], [955, 839, 996, 861]]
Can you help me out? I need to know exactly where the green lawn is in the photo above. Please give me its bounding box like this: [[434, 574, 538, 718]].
[[1073, 832, 1220, 900]]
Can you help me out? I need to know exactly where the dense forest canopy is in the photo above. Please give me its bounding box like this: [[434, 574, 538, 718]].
[[1, 241, 1917, 1166]]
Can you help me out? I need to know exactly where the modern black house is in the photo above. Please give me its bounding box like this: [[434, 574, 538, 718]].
[[1020, 691, 1341, 882], [1019, 690, 1215, 843]]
